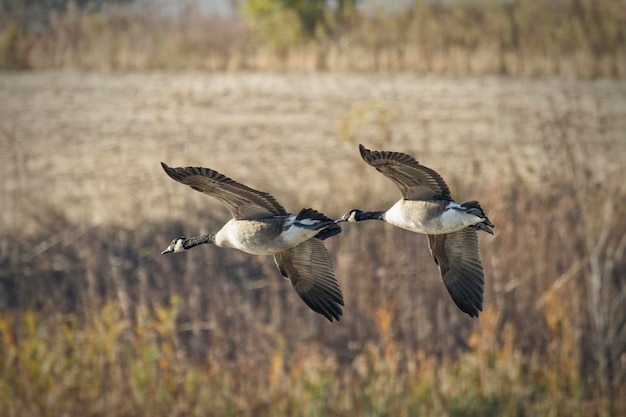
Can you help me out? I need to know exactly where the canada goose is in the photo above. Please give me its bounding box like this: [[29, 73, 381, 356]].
[[337, 145, 494, 318], [160, 163, 344, 322]]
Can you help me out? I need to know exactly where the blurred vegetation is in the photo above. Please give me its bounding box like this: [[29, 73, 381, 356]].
[[0, 302, 606, 416], [1, 120, 625, 415], [0, 2, 625, 416], [0, 0, 624, 76]]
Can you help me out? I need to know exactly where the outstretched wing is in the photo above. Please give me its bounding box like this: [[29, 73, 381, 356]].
[[161, 163, 287, 220], [359, 144, 452, 201], [274, 239, 344, 322], [427, 229, 484, 317]]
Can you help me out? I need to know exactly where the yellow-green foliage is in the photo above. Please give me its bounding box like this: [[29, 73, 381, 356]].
[[240, 0, 303, 57], [0, 21, 26, 70], [0, 303, 599, 417]]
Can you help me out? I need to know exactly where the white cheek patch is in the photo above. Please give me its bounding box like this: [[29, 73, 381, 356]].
[[174, 240, 186, 252]]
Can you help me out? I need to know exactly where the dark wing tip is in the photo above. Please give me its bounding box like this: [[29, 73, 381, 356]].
[[301, 294, 344, 322], [300, 283, 345, 322], [359, 143, 372, 162], [457, 298, 482, 318], [446, 276, 484, 318], [160, 162, 179, 181], [160, 162, 191, 183]]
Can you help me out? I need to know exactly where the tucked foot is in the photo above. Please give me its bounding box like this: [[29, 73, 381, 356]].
[[471, 222, 494, 235]]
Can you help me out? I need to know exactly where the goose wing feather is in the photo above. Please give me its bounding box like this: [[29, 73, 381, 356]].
[[161, 163, 287, 220], [274, 239, 344, 322], [427, 229, 484, 317], [359, 144, 452, 201]]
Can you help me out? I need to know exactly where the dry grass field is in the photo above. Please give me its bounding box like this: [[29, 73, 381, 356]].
[[3, 72, 623, 226], [1, 71, 626, 416]]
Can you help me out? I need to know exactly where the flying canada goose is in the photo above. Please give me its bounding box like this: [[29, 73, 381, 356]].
[[160, 163, 344, 322], [337, 144, 494, 318]]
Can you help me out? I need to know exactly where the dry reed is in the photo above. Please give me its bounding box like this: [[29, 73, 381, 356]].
[[0, 71, 624, 415]]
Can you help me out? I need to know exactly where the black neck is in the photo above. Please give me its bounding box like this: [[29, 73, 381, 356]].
[[183, 234, 215, 249], [355, 210, 385, 221]]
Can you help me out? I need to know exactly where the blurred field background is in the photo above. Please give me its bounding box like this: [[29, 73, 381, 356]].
[[1, 1, 626, 416]]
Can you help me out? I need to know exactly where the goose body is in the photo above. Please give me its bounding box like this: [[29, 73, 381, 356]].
[[161, 163, 344, 322], [338, 144, 494, 318], [212, 213, 336, 254], [382, 200, 484, 234]]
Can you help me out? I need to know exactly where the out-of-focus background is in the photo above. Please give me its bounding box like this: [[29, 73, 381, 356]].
[[1, 1, 625, 416]]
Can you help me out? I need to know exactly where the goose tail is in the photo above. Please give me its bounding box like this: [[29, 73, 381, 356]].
[[295, 208, 342, 240], [462, 201, 494, 234]]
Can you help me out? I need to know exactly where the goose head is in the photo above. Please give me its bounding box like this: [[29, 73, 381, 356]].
[[161, 237, 186, 254], [336, 209, 363, 223]]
